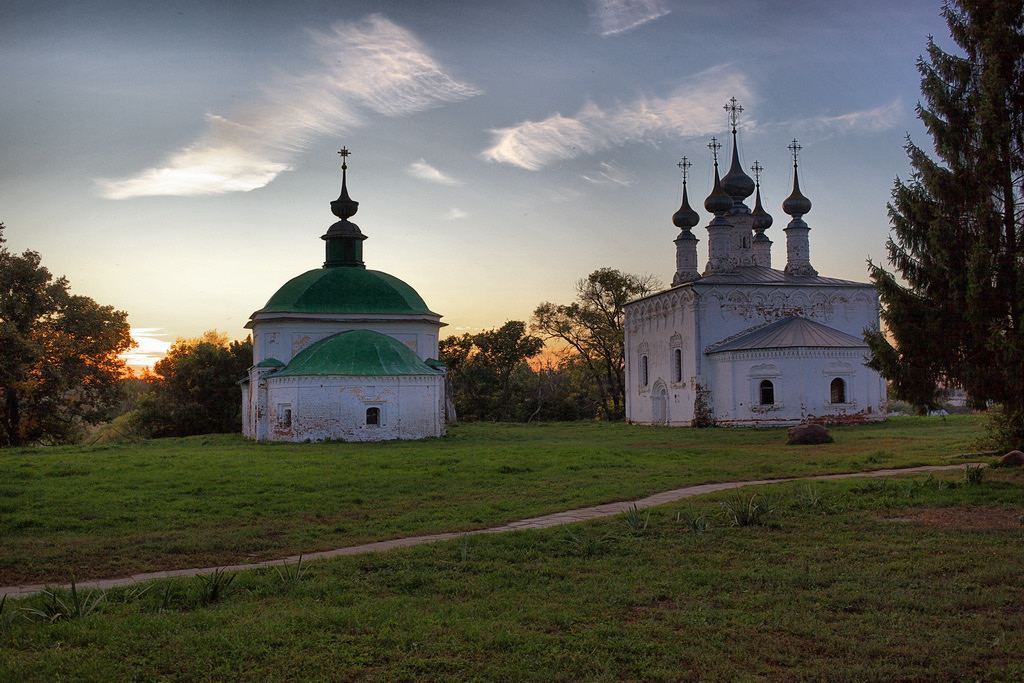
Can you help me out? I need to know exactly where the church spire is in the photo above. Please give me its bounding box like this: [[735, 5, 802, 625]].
[[704, 138, 733, 216], [672, 157, 700, 285], [719, 97, 755, 209], [322, 146, 368, 269], [782, 140, 817, 277], [330, 146, 359, 220], [750, 160, 774, 268], [703, 137, 736, 275]]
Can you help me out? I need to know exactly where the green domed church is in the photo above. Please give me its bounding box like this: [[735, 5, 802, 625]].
[[241, 148, 447, 442]]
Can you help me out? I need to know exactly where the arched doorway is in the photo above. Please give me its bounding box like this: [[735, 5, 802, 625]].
[[651, 383, 668, 425]]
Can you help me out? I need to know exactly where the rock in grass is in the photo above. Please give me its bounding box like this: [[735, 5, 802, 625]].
[[787, 423, 833, 445], [998, 450, 1024, 467]]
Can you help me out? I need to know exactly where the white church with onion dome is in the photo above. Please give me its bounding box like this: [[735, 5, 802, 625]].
[[241, 148, 447, 442], [624, 100, 887, 426]]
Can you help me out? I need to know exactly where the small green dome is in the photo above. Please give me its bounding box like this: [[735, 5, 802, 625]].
[[274, 330, 442, 377], [257, 268, 435, 316]]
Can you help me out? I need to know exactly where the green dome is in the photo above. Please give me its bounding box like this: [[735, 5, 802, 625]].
[[257, 268, 435, 316], [274, 330, 442, 377]]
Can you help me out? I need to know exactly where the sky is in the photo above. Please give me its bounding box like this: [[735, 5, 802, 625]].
[[0, 0, 953, 368]]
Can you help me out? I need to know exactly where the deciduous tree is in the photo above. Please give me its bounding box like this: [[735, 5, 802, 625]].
[[0, 223, 134, 445], [533, 268, 660, 420]]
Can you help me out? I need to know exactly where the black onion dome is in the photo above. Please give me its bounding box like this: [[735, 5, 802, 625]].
[[672, 184, 700, 229], [782, 166, 812, 216], [750, 186, 773, 232], [331, 166, 359, 220], [704, 166, 733, 215], [720, 136, 755, 201]]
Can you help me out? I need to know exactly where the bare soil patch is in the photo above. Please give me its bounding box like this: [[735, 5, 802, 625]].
[[881, 506, 1024, 531]]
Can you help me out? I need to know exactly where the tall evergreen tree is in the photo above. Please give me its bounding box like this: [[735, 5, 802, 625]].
[[866, 0, 1024, 446]]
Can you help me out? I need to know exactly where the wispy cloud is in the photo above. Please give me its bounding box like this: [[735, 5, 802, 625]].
[[581, 161, 636, 187], [774, 100, 903, 139], [444, 207, 468, 220], [590, 0, 670, 36], [121, 328, 172, 369], [483, 67, 751, 170], [98, 15, 481, 199], [407, 159, 463, 186]]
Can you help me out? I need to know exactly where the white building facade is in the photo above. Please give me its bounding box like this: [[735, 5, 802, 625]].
[[241, 150, 447, 442], [624, 110, 886, 426]]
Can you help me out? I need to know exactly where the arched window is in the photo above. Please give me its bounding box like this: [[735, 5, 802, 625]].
[[640, 355, 649, 387], [673, 348, 682, 383], [366, 406, 380, 426], [759, 380, 775, 406], [830, 378, 847, 404]]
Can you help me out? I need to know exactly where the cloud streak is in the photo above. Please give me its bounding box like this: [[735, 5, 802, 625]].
[[581, 161, 636, 186], [768, 100, 904, 141], [407, 159, 463, 185], [444, 207, 468, 220], [590, 0, 670, 36], [483, 68, 751, 170], [98, 15, 481, 199]]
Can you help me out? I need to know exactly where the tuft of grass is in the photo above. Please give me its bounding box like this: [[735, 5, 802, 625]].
[[676, 509, 710, 534], [561, 528, 606, 557], [721, 492, 773, 527], [621, 504, 651, 534], [274, 555, 307, 586], [23, 575, 105, 623], [195, 568, 235, 605], [964, 465, 986, 485]]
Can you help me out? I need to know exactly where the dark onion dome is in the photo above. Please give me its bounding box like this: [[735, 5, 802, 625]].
[[274, 330, 444, 378], [704, 165, 734, 216], [720, 134, 755, 201], [783, 164, 812, 216], [672, 182, 700, 229], [750, 186, 773, 232]]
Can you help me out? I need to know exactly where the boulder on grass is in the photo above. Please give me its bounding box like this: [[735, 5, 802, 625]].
[[787, 423, 833, 445], [998, 450, 1024, 468]]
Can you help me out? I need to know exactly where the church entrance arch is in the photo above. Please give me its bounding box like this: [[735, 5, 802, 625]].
[[651, 381, 669, 425]]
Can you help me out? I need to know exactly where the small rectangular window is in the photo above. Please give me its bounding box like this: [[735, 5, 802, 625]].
[[278, 404, 292, 427], [366, 406, 381, 426], [673, 349, 682, 383], [640, 355, 649, 387]]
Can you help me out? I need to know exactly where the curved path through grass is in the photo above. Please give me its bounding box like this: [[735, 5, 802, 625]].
[[0, 462, 981, 599], [0, 417, 985, 586]]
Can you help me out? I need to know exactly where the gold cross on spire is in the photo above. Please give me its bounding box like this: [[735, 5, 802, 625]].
[[676, 156, 692, 184], [788, 139, 802, 167], [708, 137, 722, 165], [751, 160, 764, 186], [724, 97, 743, 133]]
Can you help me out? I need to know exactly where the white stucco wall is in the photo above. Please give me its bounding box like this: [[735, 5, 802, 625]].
[[261, 374, 444, 442], [625, 280, 886, 426]]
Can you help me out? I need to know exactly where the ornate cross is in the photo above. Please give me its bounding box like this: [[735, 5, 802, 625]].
[[751, 160, 764, 186], [788, 139, 802, 167], [676, 156, 692, 184], [338, 146, 351, 169], [724, 97, 743, 132], [708, 137, 722, 165]]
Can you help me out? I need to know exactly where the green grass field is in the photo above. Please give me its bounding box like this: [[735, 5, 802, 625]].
[[1, 466, 1021, 681], [0, 416, 987, 586]]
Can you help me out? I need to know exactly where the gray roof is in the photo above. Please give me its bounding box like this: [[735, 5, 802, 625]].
[[695, 266, 866, 287], [706, 316, 868, 354]]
